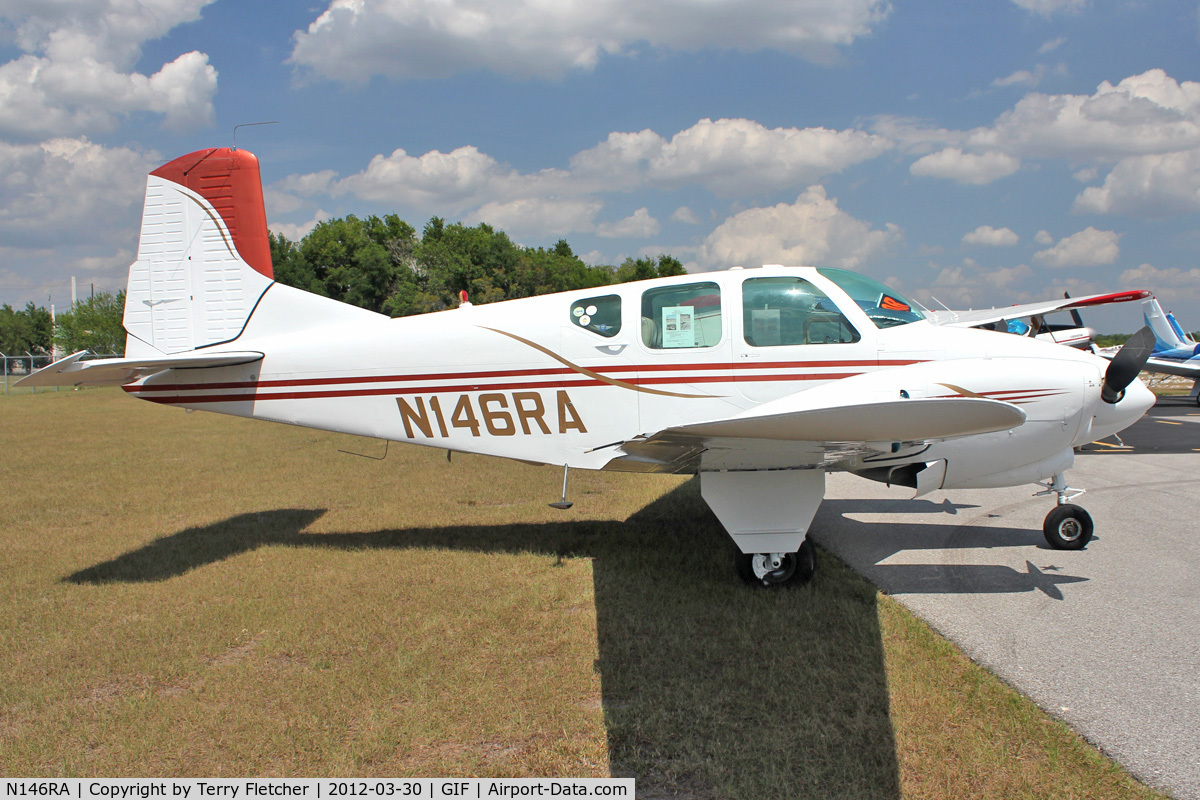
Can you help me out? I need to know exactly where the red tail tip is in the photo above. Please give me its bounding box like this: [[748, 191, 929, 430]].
[[150, 147, 274, 280]]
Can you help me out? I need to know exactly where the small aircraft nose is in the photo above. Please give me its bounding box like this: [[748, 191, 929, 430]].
[[1088, 377, 1155, 442]]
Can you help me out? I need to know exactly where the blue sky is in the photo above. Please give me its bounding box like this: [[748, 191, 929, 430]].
[[1, 0, 1198, 332]]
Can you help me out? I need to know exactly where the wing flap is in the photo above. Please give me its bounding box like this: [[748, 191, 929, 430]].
[[16, 350, 264, 388]]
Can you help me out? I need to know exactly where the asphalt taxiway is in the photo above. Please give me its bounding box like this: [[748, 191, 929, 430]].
[[814, 396, 1200, 800]]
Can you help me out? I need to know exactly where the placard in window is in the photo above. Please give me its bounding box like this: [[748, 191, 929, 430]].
[[661, 306, 695, 348]]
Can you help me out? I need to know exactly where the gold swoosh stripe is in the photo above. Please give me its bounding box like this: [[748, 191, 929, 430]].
[[937, 382, 986, 398], [482, 327, 721, 399]]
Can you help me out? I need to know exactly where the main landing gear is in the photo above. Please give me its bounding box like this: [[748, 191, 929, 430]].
[[1037, 473, 1094, 550], [736, 537, 817, 588]]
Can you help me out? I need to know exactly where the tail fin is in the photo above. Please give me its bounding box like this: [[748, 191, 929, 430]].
[[1166, 310, 1194, 346], [123, 148, 274, 356], [1142, 296, 1189, 354]]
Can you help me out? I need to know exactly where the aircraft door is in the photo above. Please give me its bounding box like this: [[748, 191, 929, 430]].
[[634, 279, 736, 433], [733, 275, 870, 404]]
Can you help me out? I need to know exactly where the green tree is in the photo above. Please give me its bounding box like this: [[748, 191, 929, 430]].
[[270, 231, 322, 295], [271, 212, 691, 318], [295, 214, 417, 314], [0, 302, 52, 355], [615, 254, 684, 283], [54, 292, 126, 354]]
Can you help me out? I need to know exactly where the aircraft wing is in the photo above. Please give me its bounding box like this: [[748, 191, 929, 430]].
[[16, 350, 264, 388], [1140, 356, 1200, 379], [1094, 350, 1200, 380], [927, 289, 1150, 328], [608, 397, 1025, 473]]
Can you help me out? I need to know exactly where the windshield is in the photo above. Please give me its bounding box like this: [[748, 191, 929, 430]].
[[816, 268, 925, 329]]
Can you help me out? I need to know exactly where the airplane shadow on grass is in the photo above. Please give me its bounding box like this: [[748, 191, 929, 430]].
[[64, 479, 1084, 798]]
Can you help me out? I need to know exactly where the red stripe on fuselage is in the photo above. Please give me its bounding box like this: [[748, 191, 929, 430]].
[[126, 358, 923, 394], [124, 369, 878, 405]]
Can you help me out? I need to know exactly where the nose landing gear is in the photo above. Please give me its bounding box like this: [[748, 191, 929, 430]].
[[736, 537, 817, 587], [1037, 473, 1094, 550]]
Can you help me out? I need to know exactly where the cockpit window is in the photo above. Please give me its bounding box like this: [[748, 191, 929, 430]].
[[816, 268, 925, 329], [641, 282, 722, 349], [569, 294, 621, 338], [742, 277, 860, 346]]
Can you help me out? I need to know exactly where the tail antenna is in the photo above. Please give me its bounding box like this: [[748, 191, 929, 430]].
[[232, 121, 280, 150]]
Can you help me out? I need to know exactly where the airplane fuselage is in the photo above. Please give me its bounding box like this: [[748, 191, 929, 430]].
[[124, 266, 1151, 494]]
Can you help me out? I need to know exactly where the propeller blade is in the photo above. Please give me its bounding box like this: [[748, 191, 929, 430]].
[[1101, 325, 1155, 404], [1064, 292, 1085, 329]]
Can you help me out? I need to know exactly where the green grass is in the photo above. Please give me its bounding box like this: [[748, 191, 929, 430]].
[[0, 389, 1167, 798]]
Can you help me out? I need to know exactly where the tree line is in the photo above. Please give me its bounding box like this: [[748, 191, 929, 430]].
[[270, 214, 684, 316], [1, 214, 686, 358]]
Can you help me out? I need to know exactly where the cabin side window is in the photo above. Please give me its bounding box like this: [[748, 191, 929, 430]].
[[641, 282, 722, 349], [568, 294, 621, 338], [741, 276, 860, 346]]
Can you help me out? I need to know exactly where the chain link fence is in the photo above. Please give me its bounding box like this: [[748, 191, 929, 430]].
[[2, 352, 121, 396]]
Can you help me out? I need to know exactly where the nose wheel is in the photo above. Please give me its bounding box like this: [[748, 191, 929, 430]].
[[1037, 473, 1093, 550], [1043, 504, 1093, 549], [737, 538, 816, 587]]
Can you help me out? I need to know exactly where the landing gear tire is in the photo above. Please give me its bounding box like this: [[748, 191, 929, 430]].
[[1043, 504, 1093, 550], [737, 538, 816, 588]]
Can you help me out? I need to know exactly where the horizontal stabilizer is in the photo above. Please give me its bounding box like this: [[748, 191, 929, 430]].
[[16, 350, 263, 388], [668, 397, 1025, 442]]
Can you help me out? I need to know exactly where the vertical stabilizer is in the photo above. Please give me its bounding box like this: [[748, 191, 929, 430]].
[[1142, 296, 1189, 353], [1166, 311, 1194, 346], [123, 148, 274, 355]]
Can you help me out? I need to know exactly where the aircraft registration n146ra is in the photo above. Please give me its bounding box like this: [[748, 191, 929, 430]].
[[21, 148, 1159, 586]]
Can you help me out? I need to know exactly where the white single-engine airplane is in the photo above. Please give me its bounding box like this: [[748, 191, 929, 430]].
[[22, 148, 1159, 586]]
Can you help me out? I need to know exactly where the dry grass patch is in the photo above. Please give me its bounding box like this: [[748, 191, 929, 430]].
[[0, 389, 1169, 798]]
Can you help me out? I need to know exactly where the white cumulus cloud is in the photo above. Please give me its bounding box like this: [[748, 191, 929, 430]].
[[671, 206, 700, 224], [694, 185, 902, 271], [973, 70, 1200, 160], [464, 197, 604, 238], [1032, 227, 1121, 268], [270, 209, 330, 242], [0, 0, 218, 139], [1119, 263, 1200, 289], [1073, 149, 1200, 216], [887, 69, 1200, 216], [331, 146, 525, 210], [0, 137, 155, 245], [298, 118, 895, 238], [962, 225, 1020, 246], [571, 118, 892, 196], [0, 137, 157, 301], [910, 148, 1020, 184], [289, 0, 891, 82], [1118, 263, 1200, 305], [1038, 37, 1066, 54], [1010, 0, 1087, 16], [596, 208, 660, 238]]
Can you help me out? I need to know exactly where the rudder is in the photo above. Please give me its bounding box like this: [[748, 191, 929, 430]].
[[123, 148, 274, 356]]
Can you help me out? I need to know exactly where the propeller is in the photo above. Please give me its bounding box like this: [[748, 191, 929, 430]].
[[1064, 292, 1085, 329], [1101, 325, 1155, 404]]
